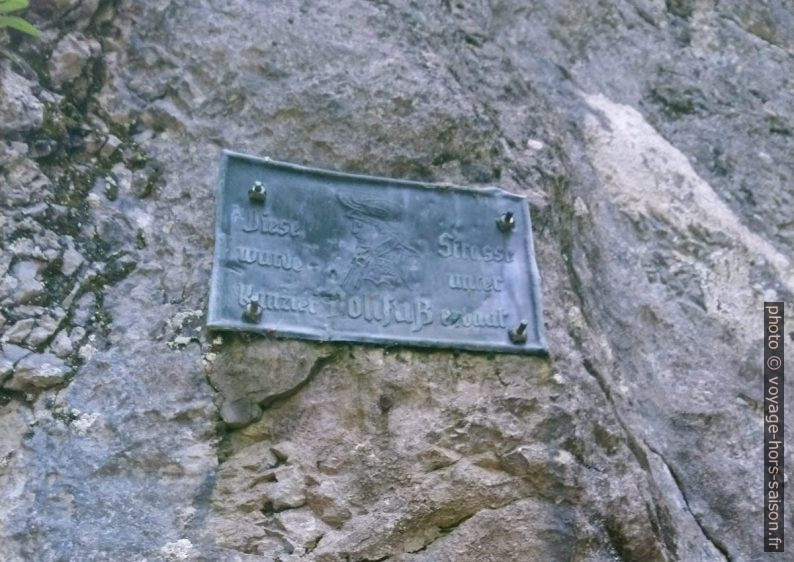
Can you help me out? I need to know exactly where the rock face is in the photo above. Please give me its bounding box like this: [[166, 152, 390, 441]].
[[0, 1, 790, 560]]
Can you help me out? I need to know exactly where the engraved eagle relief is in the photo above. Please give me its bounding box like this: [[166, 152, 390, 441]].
[[337, 193, 421, 291]]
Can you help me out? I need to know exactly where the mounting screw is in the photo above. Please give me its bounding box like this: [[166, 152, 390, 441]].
[[509, 320, 528, 344], [496, 211, 515, 232], [242, 299, 262, 323], [249, 181, 266, 203]]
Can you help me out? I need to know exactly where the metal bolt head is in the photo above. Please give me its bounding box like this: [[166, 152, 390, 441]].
[[496, 211, 515, 232], [249, 181, 266, 203], [509, 320, 528, 344], [242, 299, 262, 323]]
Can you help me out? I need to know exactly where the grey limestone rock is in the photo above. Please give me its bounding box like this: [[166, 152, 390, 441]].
[[60, 246, 85, 276], [7, 260, 44, 304], [0, 344, 30, 383], [30, 0, 100, 32], [4, 352, 68, 391], [219, 397, 263, 429], [0, 63, 44, 134], [49, 330, 74, 358], [0, 157, 52, 207], [1, 318, 35, 345], [48, 32, 101, 87]]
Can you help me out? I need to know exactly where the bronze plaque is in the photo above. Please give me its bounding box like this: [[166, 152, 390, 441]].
[[208, 151, 547, 354]]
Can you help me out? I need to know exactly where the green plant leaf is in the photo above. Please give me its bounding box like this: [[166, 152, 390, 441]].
[[0, 15, 39, 36], [0, 0, 29, 15]]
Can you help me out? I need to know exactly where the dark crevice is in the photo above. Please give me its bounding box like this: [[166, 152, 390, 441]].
[[605, 517, 632, 562], [408, 498, 528, 556], [643, 442, 731, 562], [260, 500, 286, 515], [438, 511, 475, 533], [551, 177, 675, 557], [259, 350, 340, 411], [306, 532, 323, 554], [0, 389, 30, 407]]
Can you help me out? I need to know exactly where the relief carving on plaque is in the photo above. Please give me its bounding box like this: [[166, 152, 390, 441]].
[[337, 193, 421, 291]]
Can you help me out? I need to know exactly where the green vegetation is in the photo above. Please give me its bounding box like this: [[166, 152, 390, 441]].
[[0, 0, 39, 37]]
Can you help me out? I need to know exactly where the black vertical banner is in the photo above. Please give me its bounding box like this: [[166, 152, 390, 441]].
[[765, 302, 784, 552]]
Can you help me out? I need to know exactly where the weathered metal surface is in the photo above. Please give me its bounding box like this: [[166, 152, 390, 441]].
[[207, 151, 547, 354]]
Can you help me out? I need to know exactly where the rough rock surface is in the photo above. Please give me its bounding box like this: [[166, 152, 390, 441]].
[[0, 1, 791, 561]]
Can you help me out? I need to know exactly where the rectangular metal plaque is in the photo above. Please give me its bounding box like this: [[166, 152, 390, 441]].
[[208, 150, 547, 354]]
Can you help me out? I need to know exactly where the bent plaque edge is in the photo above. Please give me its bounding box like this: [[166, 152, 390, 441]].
[[207, 149, 548, 355]]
